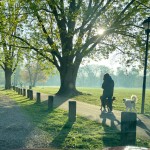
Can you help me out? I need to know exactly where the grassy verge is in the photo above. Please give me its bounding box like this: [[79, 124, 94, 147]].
[[1, 89, 150, 149], [33, 86, 150, 115]]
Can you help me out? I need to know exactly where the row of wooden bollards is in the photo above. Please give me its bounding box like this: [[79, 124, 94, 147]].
[[12, 86, 138, 146], [12, 86, 76, 122]]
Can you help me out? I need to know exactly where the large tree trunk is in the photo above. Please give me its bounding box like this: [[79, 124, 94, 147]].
[[56, 61, 82, 96], [5, 69, 13, 89]]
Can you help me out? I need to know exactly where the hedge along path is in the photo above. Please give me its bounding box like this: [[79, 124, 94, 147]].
[[32, 90, 150, 140], [0, 94, 58, 150]]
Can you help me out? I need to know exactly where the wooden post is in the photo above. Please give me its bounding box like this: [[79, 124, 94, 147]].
[[29, 90, 33, 100], [27, 89, 30, 98], [18, 88, 20, 94], [20, 88, 22, 95], [36, 92, 41, 103], [48, 96, 53, 110], [16, 87, 19, 93], [15, 87, 17, 92], [121, 112, 137, 146], [23, 89, 26, 96], [69, 101, 76, 122]]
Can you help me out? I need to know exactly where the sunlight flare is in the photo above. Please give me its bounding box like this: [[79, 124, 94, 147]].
[[97, 28, 105, 35]]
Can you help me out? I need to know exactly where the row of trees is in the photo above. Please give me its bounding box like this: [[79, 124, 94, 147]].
[[0, 0, 149, 96], [0, 64, 148, 89], [0, 60, 55, 88], [76, 65, 145, 88], [47, 65, 150, 88]]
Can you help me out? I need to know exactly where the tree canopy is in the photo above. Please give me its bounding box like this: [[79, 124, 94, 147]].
[[1, 0, 149, 95], [0, 0, 25, 89]]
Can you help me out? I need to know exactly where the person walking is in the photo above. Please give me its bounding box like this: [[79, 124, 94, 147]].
[[101, 73, 114, 112]]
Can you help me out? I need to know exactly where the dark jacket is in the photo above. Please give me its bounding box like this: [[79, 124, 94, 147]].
[[102, 74, 114, 97]]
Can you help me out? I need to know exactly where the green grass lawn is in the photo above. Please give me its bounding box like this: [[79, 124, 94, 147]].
[[1, 89, 150, 149], [33, 86, 150, 115]]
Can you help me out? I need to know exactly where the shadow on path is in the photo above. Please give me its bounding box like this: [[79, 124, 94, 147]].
[[137, 117, 150, 137], [100, 111, 121, 147], [33, 91, 71, 110], [100, 111, 120, 128], [53, 95, 70, 108]]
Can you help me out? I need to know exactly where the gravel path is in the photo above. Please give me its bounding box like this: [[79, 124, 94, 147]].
[[0, 95, 55, 150]]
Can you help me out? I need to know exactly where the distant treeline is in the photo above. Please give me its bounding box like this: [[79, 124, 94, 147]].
[[45, 65, 150, 88], [0, 65, 149, 88]]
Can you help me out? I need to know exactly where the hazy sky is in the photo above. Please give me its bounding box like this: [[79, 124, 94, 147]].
[[82, 50, 142, 75], [86, 51, 122, 71]]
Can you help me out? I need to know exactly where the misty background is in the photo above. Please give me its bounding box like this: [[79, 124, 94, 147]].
[[0, 63, 149, 89]]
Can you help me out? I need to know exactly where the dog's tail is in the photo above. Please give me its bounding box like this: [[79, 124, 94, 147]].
[[131, 95, 138, 103]]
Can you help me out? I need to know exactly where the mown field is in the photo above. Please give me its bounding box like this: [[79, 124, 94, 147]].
[[1, 89, 150, 149], [33, 86, 150, 115]]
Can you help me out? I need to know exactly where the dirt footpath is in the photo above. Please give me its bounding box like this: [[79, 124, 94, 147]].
[[0, 95, 55, 150]]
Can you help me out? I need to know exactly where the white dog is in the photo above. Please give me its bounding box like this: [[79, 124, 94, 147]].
[[123, 95, 138, 112]]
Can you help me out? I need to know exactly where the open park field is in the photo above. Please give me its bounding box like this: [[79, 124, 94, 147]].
[[0, 87, 150, 149], [33, 86, 150, 116]]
